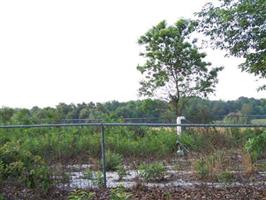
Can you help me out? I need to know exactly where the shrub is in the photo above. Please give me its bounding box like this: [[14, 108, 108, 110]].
[[106, 151, 123, 171], [178, 129, 235, 152], [83, 169, 104, 188], [110, 185, 132, 200], [177, 132, 203, 151], [138, 162, 166, 182], [217, 171, 233, 183], [92, 171, 104, 188], [194, 159, 209, 179], [244, 131, 266, 161], [68, 190, 95, 200], [106, 128, 176, 158], [194, 151, 228, 180], [0, 142, 52, 191], [116, 165, 127, 181], [83, 168, 94, 179]]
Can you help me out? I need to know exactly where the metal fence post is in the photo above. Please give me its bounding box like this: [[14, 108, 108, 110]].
[[100, 124, 107, 188]]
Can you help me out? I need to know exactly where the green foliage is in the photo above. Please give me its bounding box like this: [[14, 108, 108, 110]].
[[68, 189, 95, 200], [1, 97, 266, 126], [0, 127, 177, 166], [0, 142, 52, 190], [83, 168, 104, 188], [110, 185, 132, 200], [0, 194, 5, 200], [116, 165, 127, 181], [0, 161, 4, 182], [194, 159, 209, 179], [217, 171, 234, 183], [83, 168, 94, 179], [137, 19, 222, 115], [106, 151, 123, 171], [138, 162, 166, 182], [177, 132, 206, 151], [0, 107, 14, 125], [197, 0, 266, 82], [177, 130, 236, 152], [92, 171, 104, 188], [245, 131, 266, 161], [194, 151, 228, 180], [106, 128, 176, 158]]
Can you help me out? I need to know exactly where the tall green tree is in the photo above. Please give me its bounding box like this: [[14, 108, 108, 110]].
[[0, 107, 14, 124], [197, 0, 266, 88], [137, 19, 223, 116]]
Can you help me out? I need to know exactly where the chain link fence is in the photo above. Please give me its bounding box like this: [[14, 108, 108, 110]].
[[1, 121, 266, 192]]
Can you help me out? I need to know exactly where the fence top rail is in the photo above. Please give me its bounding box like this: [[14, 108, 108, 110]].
[[0, 123, 266, 129]]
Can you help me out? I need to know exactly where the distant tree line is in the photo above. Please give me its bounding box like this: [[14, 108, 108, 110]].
[[0, 97, 266, 125]]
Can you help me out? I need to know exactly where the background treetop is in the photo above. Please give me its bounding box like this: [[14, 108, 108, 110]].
[[197, 0, 266, 86]]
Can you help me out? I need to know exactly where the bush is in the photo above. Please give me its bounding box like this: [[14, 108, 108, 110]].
[[0, 142, 52, 191], [177, 129, 236, 152], [116, 165, 127, 181], [194, 151, 228, 180], [83, 169, 104, 188], [177, 132, 205, 151], [138, 162, 166, 182], [92, 171, 104, 188], [83, 168, 94, 179], [217, 171, 233, 183], [106, 128, 176, 158], [106, 151, 123, 171], [110, 185, 132, 200], [68, 190, 95, 200], [194, 159, 209, 179], [244, 131, 266, 161]]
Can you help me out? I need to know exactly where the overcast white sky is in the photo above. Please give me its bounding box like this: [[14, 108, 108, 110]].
[[0, 0, 265, 108]]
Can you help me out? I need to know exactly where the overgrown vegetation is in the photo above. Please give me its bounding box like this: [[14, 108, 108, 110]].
[[68, 190, 95, 200], [177, 129, 235, 152], [193, 150, 237, 183], [0, 126, 177, 195], [105, 151, 123, 171], [138, 162, 166, 182], [180, 129, 266, 181], [0, 125, 265, 199], [83, 169, 105, 188], [110, 185, 132, 200], [0, 113, 266, 198], [245, 130, 266, 161], [0, 141, 52, 191]]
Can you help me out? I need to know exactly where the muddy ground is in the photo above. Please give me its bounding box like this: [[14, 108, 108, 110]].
[[1, 184, 266, 200]]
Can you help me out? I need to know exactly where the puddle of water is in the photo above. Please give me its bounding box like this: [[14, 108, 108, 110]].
[[58, 164, 266, 190]]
